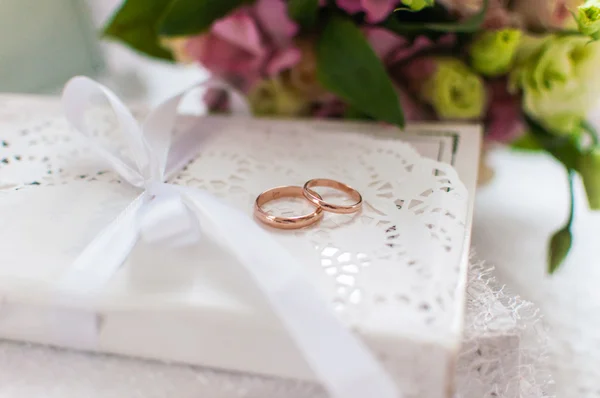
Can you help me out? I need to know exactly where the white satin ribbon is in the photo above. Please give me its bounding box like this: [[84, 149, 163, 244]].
[[59, 76, 401, 398]]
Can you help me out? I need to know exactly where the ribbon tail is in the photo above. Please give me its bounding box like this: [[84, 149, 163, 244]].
[[178, 187, 400, 398], [57, 193, 146, 296]]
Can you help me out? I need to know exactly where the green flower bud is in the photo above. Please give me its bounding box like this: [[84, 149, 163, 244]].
[[422, 58, 486, 120], [510, 35, 600, 135], [399, 0, 434, 11], [578, 147, 600, 210], [548, 226, 572, 274], [249, 78, 309, 117], [575, 0, 600, 40], [469, 29, 522, 77]]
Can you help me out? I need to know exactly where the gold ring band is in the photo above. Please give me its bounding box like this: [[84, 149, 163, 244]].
[[254, 186, 323, 229], [303, 178, 362, 214]]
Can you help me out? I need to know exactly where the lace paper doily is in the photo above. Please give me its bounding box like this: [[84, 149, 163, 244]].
[[0, 95, 470, 398]]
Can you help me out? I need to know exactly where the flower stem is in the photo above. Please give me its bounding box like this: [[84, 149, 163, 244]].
[[547, 168, 576, 274], [567, 168, 576, 227]]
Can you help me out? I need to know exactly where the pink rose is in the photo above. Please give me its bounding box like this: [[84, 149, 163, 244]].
[[395, 86, 433, 121], [375, 31, 455, 98], [312, 31, 451, 122], [395, 56, 438, 94], [185, 0, 301, 92], [366, 27, 410, 63], [311, 87, 431, 122], [334, 0, 399, 23], [437, 0, 519, 29], [437, 0, 487, 15], [485, 79, 524, 143], [311, 95, 347, 118], [366, 28, 456, 67], [482, 0, 518, 29], [511, 0, 581, 29]]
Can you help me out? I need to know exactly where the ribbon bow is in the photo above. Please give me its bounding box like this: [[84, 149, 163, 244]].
[[60, 76, 400, 398]]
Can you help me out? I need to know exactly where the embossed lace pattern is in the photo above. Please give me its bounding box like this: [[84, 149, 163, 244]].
[[0, 96, 469, 338], [0, 95, 493, 398]]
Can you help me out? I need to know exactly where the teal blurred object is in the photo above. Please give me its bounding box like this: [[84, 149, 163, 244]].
[[0, 0, 104, 94]]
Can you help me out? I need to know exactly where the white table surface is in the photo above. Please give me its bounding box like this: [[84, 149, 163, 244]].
[[473, 148, 600, 398]]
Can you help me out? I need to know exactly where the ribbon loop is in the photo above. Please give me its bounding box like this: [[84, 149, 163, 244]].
[[62, 76, 157, 187], [141, 79, 252, 182]]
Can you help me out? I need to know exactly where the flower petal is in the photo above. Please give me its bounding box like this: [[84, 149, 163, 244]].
[[266, 47, 302, 76], [361, 0, 397, 23], [335, 0, 365, 14], [254, 0, 299, 45], [365, 27, 409, 61], [212, 12, 264, 55]]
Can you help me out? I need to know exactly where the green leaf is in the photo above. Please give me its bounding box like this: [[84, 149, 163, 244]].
[[288, 0, 320, 28], [524, 113, 583, 171], [383, 0, 488, 34], [344, 104, 372, 121], [159, 0, 252, 37], [394, 0, 435, 13], [581, 119, 600, 146], [525, 114, 585, 274], [548, 226, 573, 274], [316, 14, 404, 127], [548, 169, 576, 274], [510, 132, 544, 152], [103, 0, 175, 61], [578, 147, 600, 210]]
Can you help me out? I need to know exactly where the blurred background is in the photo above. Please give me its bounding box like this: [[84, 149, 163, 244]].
[[0, 0, 205, 105]]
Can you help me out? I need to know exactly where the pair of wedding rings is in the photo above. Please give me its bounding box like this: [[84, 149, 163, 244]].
[[254, 178, 363, 230]]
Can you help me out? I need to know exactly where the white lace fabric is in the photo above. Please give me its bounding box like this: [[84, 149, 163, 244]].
[[0, 94, 474, 397], [456, 260, 552, 398]]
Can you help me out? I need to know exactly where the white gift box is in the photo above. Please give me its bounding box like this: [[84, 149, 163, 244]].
[[0, 89, 481, 398], [0, 261, 546, 398]]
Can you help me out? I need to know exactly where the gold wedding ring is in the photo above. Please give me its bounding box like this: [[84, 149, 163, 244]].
[[303, 178, 363, 214], [254, 186, 323, 229], [254, 179, 362, 230]]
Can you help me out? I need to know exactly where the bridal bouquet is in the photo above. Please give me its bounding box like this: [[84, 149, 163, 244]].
[[104, 0, 600, 272]]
